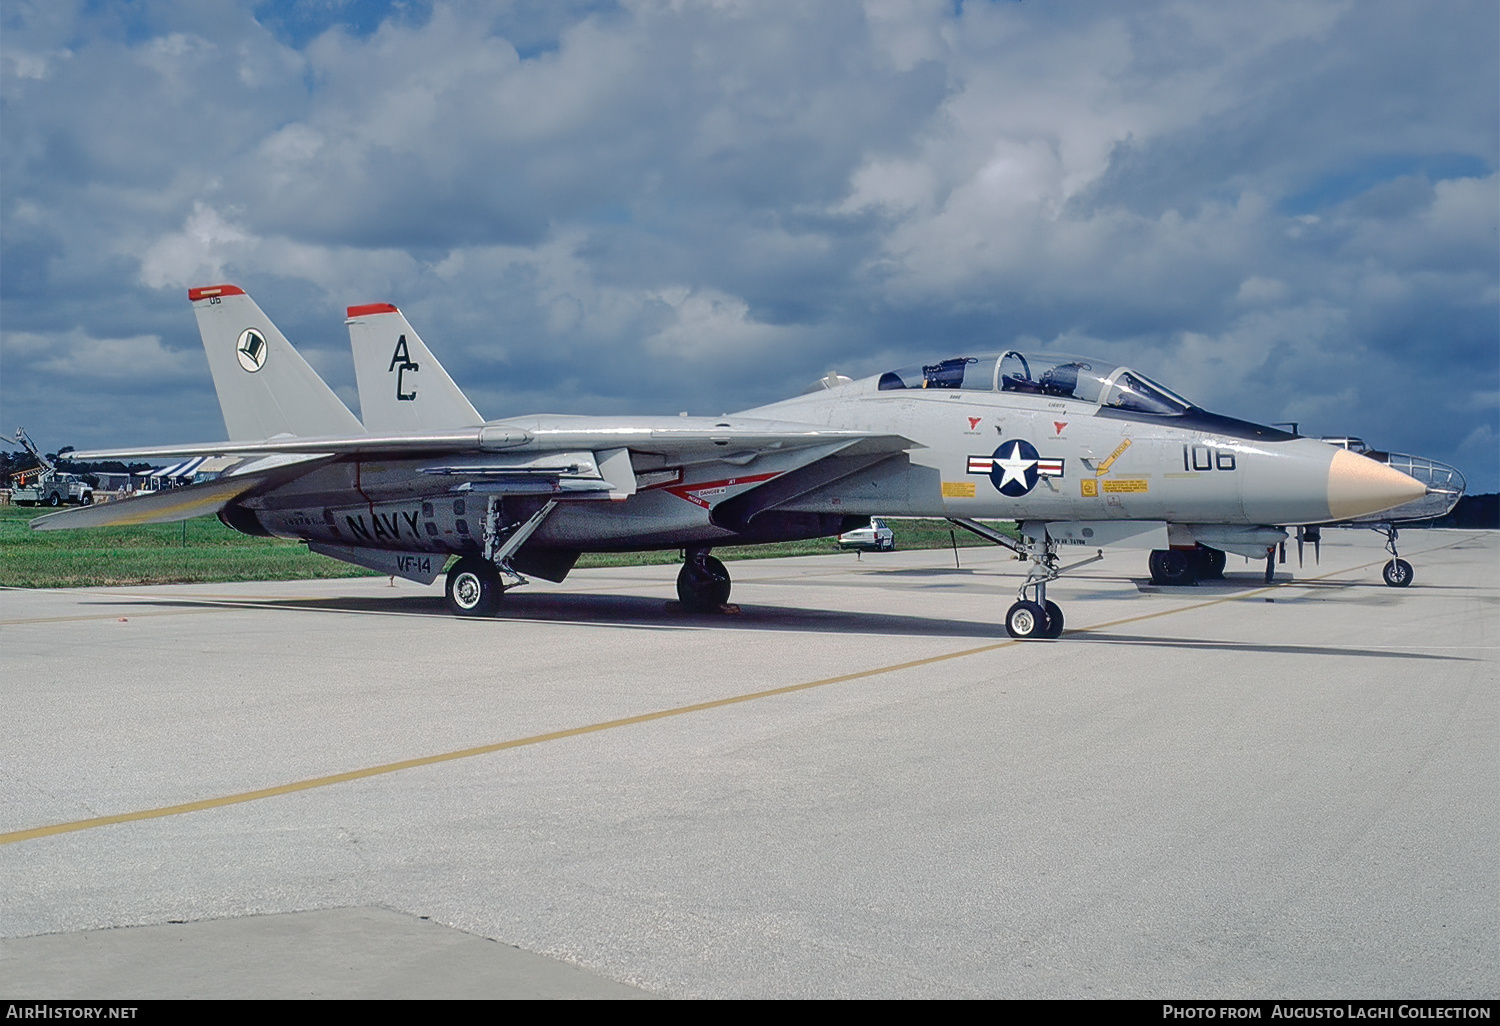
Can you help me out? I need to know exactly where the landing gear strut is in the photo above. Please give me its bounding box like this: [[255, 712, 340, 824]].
[[1376, 524, 1413, 588], [442, 497, 559, 617], [947, 518, 1099, 641], [1004, 526, 1100, 640], [677, 546, 732, 612]]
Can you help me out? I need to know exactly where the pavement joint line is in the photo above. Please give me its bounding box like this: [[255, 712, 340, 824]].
[[0, 533, 1478, 846]]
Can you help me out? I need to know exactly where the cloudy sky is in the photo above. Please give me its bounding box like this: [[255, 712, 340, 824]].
[[3, 0, 1496, 490]]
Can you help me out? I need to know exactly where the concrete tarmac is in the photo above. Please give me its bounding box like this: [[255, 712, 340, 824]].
[[2, 530, 1495, 999]]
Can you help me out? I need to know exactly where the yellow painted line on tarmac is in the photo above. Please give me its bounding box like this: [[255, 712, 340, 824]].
[[0, 639, 1033, 846], [3, 534, 1480, 845]]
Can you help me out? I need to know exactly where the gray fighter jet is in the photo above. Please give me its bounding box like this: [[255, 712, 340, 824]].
[[34, 286, 1435, 639]]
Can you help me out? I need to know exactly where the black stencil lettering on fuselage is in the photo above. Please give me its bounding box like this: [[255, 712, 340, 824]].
[[389, 334, 419, 402], [395, 554, 432, 576], [1184, 444, 1237, 472], [372, 511, 412, 540], [345, 514, 373, 541]]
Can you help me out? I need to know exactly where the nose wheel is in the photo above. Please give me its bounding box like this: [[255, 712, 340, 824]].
[[1382, 557, 1413, 588], [1375, 525, 1414, 588]]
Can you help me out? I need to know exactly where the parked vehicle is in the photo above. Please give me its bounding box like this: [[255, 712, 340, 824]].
[[7, 428, 93, 506], [838, 516, 895, 552], [12, 472, 93, 506]]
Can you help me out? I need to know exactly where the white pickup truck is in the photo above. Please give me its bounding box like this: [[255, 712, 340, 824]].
[[12, 471, 93, 506]]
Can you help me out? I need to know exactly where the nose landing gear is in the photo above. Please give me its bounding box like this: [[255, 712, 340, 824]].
[[1376, 525, 1413, 587]]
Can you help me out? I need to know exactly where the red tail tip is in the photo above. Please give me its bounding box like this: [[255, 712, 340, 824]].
[[188, 284, 246, 301], [347, 303, 399, 318]]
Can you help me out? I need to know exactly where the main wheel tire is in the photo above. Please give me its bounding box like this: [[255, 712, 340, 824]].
[[1197, 546, 1226, 579], [81, 493, 93, 506], [1149, 549, 1198, 586], [1005, 600, 1049, 640], [445, 558, 503, 617], [47, 493, 61, 506], [677, 555, 732, 611], [1382, 558, 1413, 588], [1041, 600, 1065, 639]]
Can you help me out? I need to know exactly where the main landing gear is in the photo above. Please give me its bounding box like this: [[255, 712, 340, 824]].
[[1005, 531, 1101, 640], [677, 546, 732, 612], [948, 519, 1100, 641], [446, 557, 503, 617], [1147, 545, 1226, 586], [1005, 597, 1065, 641], [1376, 524, 1413, 588], [442, 498, 559, 617]]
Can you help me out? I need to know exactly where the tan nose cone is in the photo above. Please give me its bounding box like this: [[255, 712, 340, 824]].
[[1327, 449, 1428, 520]]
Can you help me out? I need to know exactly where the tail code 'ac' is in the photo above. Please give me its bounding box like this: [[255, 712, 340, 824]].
[[346, 303, 484, 433]]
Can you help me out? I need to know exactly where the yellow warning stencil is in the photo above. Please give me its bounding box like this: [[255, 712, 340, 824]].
[[1102, 478, 1148, 493], [942, 481, 977, 498], [1096, 438, 1132, 476]]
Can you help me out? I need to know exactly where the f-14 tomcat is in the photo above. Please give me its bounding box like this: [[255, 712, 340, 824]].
[[35, 285, 1445, 639]]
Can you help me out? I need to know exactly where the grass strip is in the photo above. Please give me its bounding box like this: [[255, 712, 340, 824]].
[[0, 504, 1012, 588]]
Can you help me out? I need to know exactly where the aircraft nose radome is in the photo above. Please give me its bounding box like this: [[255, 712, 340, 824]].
[[1327, 449, 1428, 521]]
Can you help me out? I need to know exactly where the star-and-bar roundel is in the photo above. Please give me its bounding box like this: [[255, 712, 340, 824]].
[[967, 440, 1064, 497]]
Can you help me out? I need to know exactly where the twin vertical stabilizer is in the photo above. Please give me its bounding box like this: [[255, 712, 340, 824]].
[[346, 303, 484, 432], [189, 285, 365, 441]]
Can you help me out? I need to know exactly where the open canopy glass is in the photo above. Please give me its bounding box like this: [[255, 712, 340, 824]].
[[877, 351, 1195, 417]]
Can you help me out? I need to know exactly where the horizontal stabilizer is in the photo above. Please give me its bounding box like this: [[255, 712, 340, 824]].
[[29, 474, 270, 530]]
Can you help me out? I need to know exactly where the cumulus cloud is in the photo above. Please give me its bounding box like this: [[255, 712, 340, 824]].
[[5, 328, 199, 383], [137, 203, 253, 290], [0, 0, 1494, 487]]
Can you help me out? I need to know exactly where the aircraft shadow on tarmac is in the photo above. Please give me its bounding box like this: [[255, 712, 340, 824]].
[[90, 592, 1015, 639], [1068, 632, 1473, 661]]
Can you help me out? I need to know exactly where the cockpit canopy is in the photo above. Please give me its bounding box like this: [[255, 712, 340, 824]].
[[877, 351, 1195, 417]]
